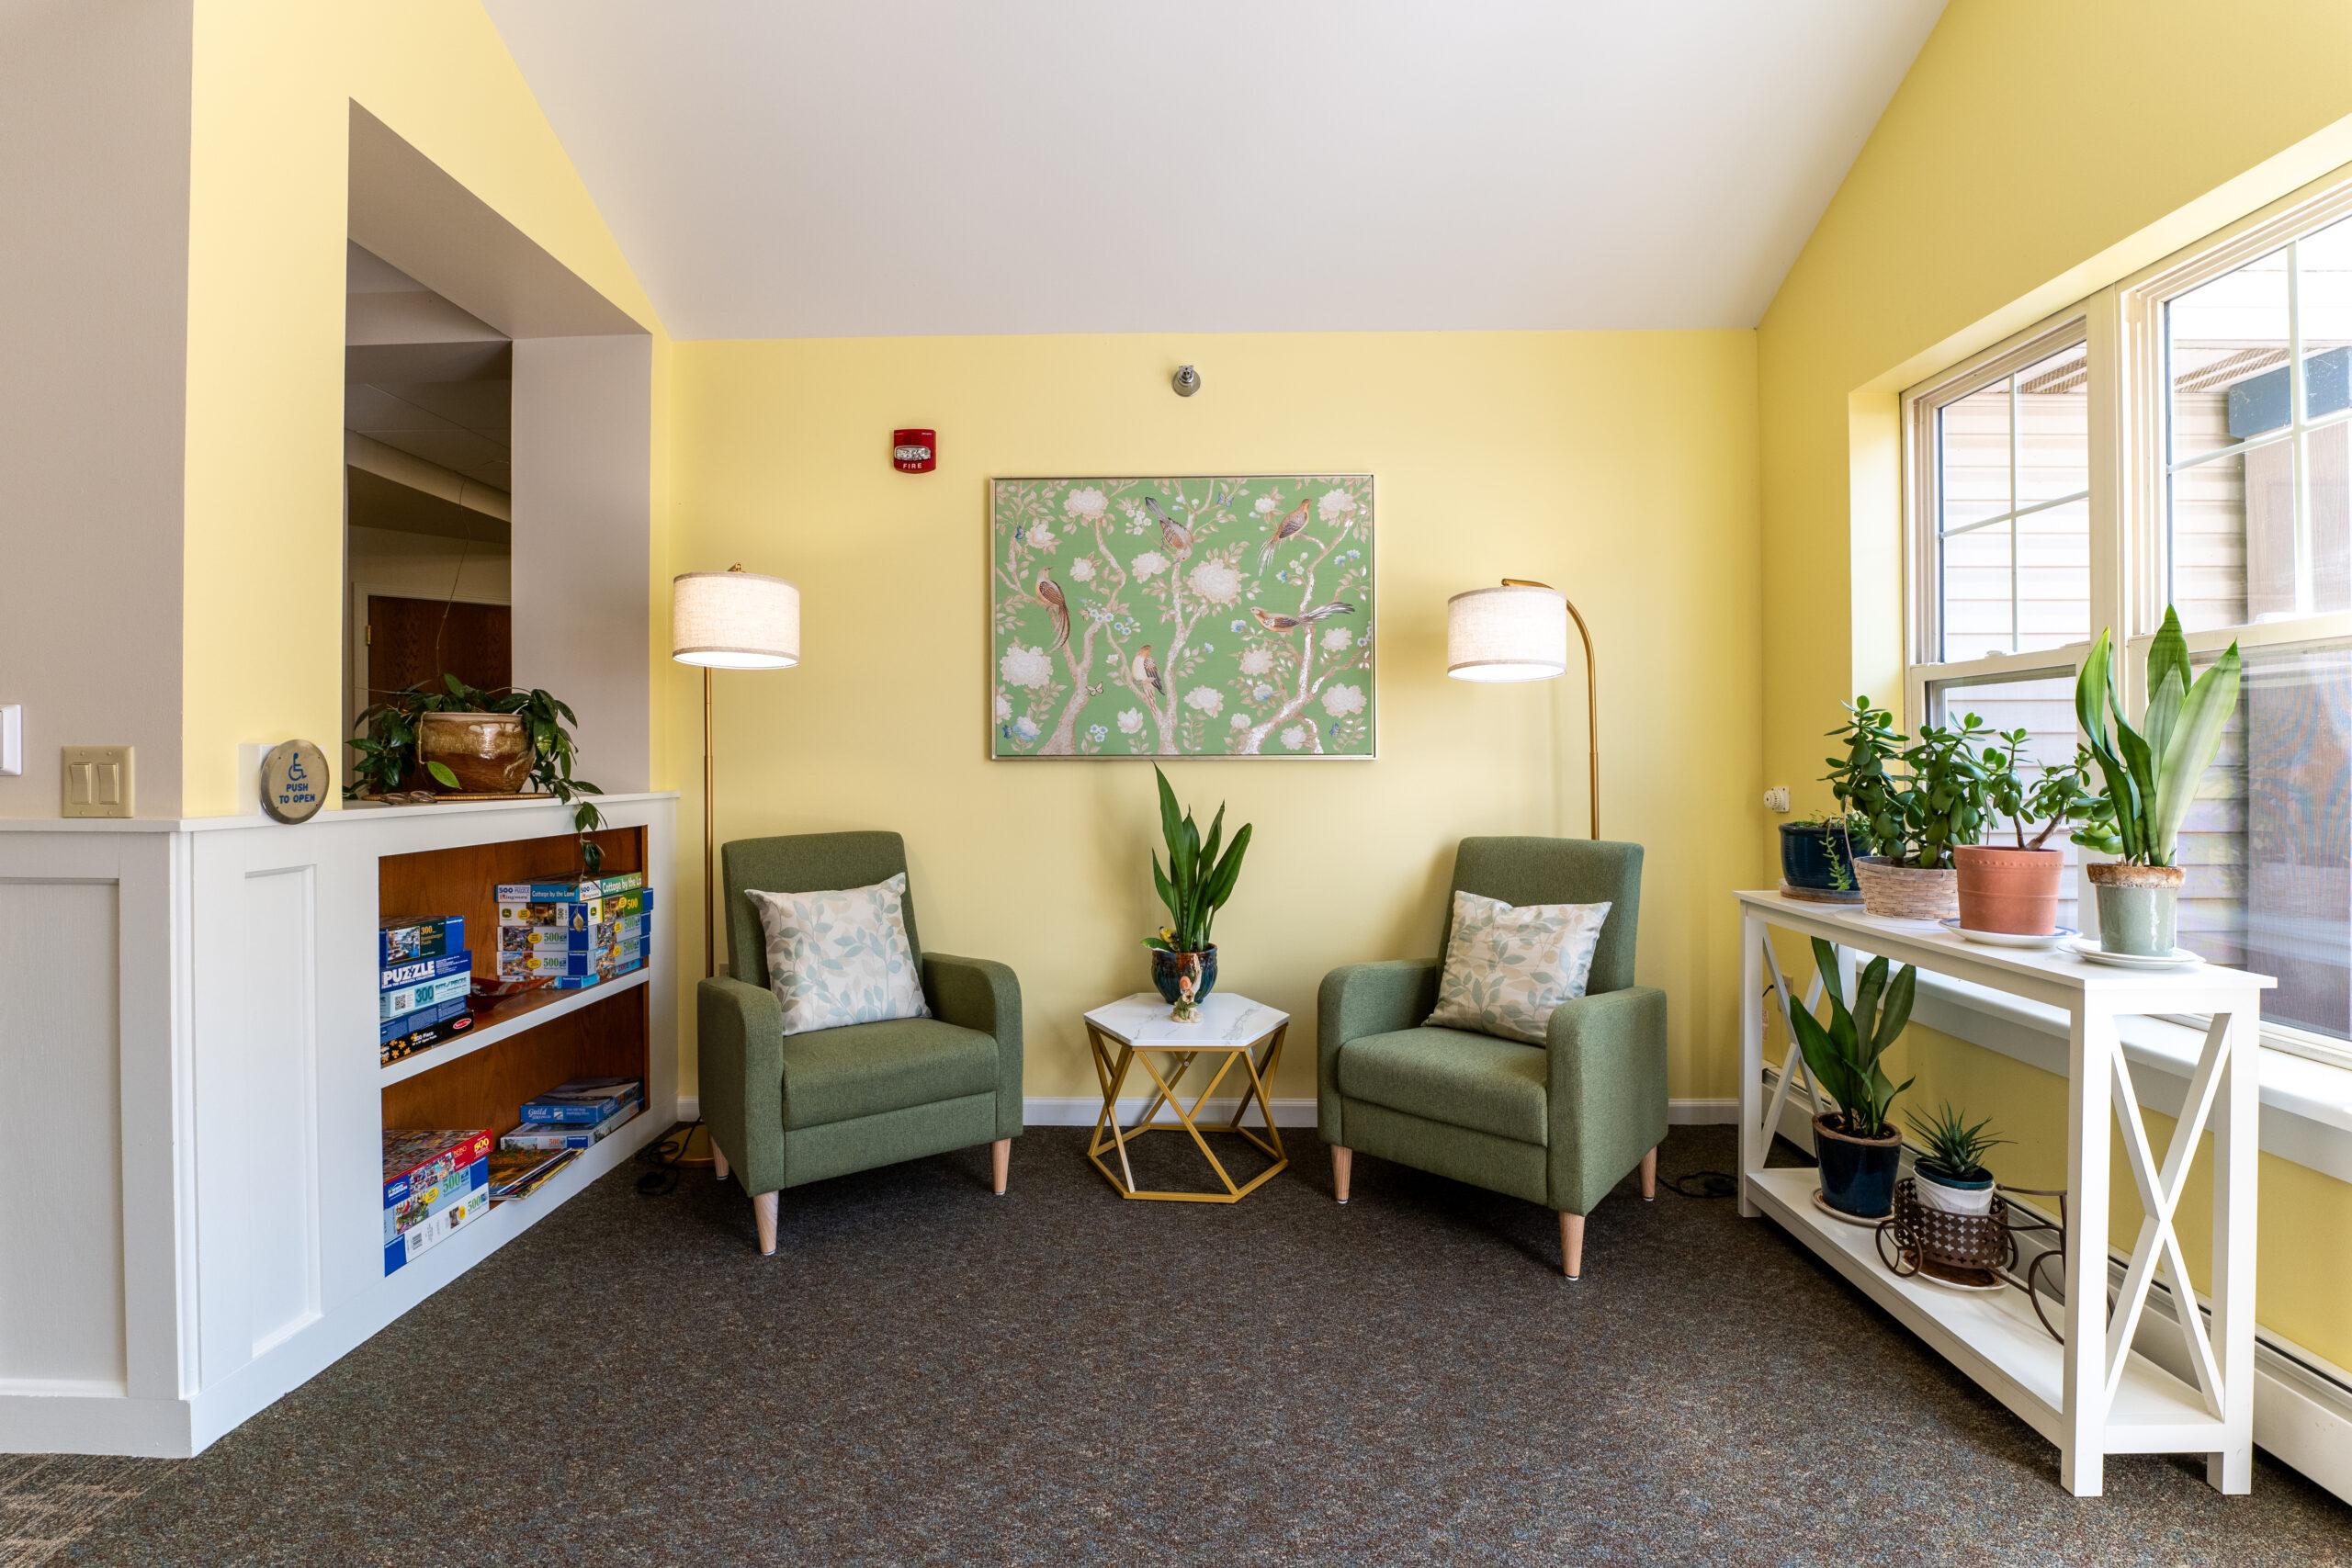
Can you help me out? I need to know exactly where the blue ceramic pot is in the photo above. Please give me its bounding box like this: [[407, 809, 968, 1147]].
[[1815, 1113, 1901, 1219], [1779, 823, 1859, 892], [1150, 944, 1218, 1005]]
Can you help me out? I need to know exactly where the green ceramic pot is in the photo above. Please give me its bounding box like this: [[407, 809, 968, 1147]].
[[2088, 863, 2185, 955]]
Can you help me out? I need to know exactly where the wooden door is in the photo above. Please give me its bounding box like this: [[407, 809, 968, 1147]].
[[366, 595, 512, 706]]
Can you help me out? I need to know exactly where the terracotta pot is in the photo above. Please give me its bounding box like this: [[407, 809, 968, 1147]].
[[415, 710, 532, 794], [1815, 1113, 1902, 1220], [1953, 845, 2065, 935], [1852, 855, 1960, 921], [2087, 862, 2186, 955]]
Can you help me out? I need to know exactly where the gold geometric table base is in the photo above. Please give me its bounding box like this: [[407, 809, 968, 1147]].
[[1084, 1018, 1289, 1203]]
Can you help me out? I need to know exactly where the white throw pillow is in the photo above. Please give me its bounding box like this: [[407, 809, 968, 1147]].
[[747, 874, 932, 1037], [1425, 890, 1612, 1045]]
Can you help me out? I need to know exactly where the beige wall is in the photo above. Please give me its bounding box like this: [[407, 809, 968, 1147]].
[[0, 0, 194, 817]]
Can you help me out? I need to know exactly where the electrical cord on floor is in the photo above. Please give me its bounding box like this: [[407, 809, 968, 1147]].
[[635, 1118, 703, 1197], [1662, 1168, 1738, 1200]]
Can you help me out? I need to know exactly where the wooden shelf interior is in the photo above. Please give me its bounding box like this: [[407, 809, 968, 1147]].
[[379, 825, 650, 1134]]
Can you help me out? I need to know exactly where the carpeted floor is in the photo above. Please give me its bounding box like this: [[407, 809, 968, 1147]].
[[22, 1125, 2352, 1566]]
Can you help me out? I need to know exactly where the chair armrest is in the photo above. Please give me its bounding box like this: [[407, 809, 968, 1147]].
[[1544, 985, 1669, 1214], [1317, 959, 1440, 1144], [924, 953, 1023, 1139], [699, 975, 786, 1193]]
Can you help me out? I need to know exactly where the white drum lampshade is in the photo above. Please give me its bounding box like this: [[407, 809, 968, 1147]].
[[672, 568, 800, 669], [1447, 583, 1567, 682]]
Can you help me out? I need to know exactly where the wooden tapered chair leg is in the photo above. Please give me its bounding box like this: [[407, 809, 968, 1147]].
[[990, 1137, 1011, 1195], [1640, 1145, 1657, 1201], [752, 1190, 779, 1257], [1558, 1212, 1585, 1279], [711, 1140, 729, 1182], [1332, 1145, 1352, 1204]]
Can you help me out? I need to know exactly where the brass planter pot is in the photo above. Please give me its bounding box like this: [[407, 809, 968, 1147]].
[[415, 710, 533, 794]]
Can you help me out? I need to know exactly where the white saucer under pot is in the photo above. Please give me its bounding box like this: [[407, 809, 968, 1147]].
[[2067, 937, 2203, 970], [1939, 919, 2076, 951]]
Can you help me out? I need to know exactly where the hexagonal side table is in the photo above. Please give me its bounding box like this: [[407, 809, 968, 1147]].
[[1082, 990, 1290, 1203]]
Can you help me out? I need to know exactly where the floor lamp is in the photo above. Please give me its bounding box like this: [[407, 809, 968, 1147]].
[[1445, 579, 1600, 839], [672, 565, 801, 978]]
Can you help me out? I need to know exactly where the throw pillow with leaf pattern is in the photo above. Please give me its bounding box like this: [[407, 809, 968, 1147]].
[[1426, 891, 1611, 1045], [748, 874, 932, 1037]]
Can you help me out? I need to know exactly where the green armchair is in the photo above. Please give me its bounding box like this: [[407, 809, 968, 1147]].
[[1317, 837, 1667, 1278], [698, 831, 1023, 1256]]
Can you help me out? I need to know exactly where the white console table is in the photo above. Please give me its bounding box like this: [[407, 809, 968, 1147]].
[[1736, 890, 2270, 1496]]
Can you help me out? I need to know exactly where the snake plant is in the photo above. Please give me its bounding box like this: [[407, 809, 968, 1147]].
[[1142, 766, 1251, 954], [1788, 938, 1916, 1139], [2072, 607, 2242, 866]]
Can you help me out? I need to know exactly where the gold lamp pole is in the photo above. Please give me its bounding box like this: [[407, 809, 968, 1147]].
[[671, 565, 801, 976], [1446, 578, 1600, 840]]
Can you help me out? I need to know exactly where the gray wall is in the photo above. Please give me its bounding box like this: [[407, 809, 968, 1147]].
[[510, 334, 653, 793], [0, 0, 194, 817]]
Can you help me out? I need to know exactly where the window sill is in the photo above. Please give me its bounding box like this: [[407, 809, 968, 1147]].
[[1911, 972, 2352, 1184]]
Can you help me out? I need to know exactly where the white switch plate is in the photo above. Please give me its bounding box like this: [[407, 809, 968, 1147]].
[[0, 705, 17, 775]]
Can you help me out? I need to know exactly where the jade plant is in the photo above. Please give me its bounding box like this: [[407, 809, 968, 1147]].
[[1978, 731, 2104, 851], [1142, 766, 1252, 955], [2073, 607, 2243, 865], [1824, 698, 1998, 869], [1788, 937, 1916, 1139], [348, 675, 608, 871]]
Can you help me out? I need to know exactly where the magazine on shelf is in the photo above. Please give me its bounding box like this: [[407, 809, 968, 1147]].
[[487, 1145, 582, 1202]]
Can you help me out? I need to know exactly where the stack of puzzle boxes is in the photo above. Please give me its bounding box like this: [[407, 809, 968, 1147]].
[[495, 871, 651, 987], [382, 1129, 493, 1275]]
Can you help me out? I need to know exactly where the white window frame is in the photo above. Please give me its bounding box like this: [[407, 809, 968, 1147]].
[[1902, 167, 2352, 1077]]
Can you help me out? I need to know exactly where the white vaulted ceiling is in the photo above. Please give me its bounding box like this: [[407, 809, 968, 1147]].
[[484, 0, 1943, 340]]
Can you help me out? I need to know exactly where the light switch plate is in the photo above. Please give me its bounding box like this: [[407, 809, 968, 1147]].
[[0, 705, 18, 776], [61, 745, 133, 818]]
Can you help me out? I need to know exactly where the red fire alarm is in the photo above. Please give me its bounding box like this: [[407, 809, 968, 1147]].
[[892, 429, 936, 473]]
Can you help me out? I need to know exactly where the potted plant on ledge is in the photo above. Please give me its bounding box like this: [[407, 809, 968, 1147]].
[[1143, 766, 1252, 1006], [2074, 608, 2243, 956], [1952, 735, 2101, 938], [1779, 812, 1869, 901], [1787, 936, 1916, 1222], [1825, 698, 1996, 921], [1905, 1101, 2008, 1216]]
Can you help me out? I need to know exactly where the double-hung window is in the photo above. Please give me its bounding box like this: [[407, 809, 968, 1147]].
[[1904, 177, 2352, 1072]]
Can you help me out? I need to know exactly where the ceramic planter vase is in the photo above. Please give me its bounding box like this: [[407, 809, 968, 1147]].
[[1852, 856, 1960, 921], [1779, 823, 1860, 894], [1953, 845, 2065, 936], [1914, 1161, 1996, 1216], [415, 711, 533, 794], [1149, 944, 1219, 1006], [1814, 1114, 1902, 1220], [2088, 862, 2186, 955]]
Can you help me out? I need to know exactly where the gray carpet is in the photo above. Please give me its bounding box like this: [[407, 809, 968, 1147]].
[[30, 1125, 2352, 1566]]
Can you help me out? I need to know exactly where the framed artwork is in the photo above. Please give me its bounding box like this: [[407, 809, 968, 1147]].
[[989, 475, 1375, 758]]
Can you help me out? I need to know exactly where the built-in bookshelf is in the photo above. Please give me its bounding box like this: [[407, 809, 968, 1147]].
[[378, 824, 650, 1132]]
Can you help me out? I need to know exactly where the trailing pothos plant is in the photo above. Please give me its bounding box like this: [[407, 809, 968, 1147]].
[[1142, 765, 1251, 955], [2073, 606, 2243, 865], [347, 675, 609, 873], [1788, 938, 1916, 1140]]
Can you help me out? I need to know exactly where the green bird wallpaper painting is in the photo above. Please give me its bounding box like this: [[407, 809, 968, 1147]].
[[989, 475, 1375, 758]]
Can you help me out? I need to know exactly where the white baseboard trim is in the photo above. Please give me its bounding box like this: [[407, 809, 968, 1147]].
[[1023, 1095, 1317, 1127], [1668, 1098, 1737, 1124], [1757, 1065, 2352, 1506]]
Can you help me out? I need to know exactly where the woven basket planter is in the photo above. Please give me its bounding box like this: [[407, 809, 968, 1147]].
[[1853, 856, 1959, 921]]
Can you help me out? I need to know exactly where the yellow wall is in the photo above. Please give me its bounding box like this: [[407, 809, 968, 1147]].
[[179, 0, 667, 817], [1757, 0, 2352, 1366], [665, 331, 1765, 1106]]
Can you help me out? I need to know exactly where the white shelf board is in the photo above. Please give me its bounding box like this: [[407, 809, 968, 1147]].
[[379, 965, 652, 1087], [1747, 1167, 2223, 1450]]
